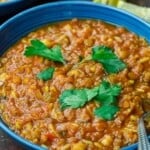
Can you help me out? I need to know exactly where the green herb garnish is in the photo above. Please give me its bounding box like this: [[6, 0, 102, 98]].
[[37, 67, 55, 81], [94, 105, 119, 120], [92, 46, 126, 73], [94, 81, 121, 120], [59, 87, 98, 110], [84, 87, 99, 101], [59, 81, 121, 120], [96, 81, 122, 105], [24, 39, 65, 64]]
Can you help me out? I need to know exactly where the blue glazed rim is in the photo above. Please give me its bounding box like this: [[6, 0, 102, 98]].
[[0, 1, 150, 150]]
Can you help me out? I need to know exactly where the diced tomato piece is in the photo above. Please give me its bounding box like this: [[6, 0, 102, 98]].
[[46, 133, 56, 142]]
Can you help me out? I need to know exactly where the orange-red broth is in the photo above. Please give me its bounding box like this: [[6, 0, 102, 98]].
[[0, 19, 150, 150]]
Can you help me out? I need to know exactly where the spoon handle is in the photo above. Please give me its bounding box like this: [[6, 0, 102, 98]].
[[138, 117, 150, 150]]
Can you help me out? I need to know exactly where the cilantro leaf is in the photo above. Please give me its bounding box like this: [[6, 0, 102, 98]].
[[84, 87, 99, 101], [59, 89, 87, 110], [37, 67, 55, 81], [59, 80, 121, 121], [96, 81, 121, 105], [92, 46, 126, 73], [59, 87, 98, 110], [94, 105, 119, 120], [24, 39, 65, 64]]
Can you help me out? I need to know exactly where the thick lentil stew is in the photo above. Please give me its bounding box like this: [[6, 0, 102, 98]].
[[0, 19, 150, 150]]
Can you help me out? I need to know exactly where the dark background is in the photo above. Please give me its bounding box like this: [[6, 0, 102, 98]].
[[0, 0, 57, 24]]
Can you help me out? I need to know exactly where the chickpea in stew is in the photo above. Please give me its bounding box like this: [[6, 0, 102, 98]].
[[0, 19, 150, 150]]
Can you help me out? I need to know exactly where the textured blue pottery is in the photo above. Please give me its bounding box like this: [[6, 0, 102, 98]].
[[0, 1, 150, 150]]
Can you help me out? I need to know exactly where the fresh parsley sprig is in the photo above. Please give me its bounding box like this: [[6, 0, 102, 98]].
[[59, 87, 98, 110], [24, 39, 65, 64], [92, 46, 126, 73], [94, 81, 121, 120], [96, 80, 122, 105], [94, 105, 119, 120], [37, 67, 55, 81], [59, 81, 121, 120]]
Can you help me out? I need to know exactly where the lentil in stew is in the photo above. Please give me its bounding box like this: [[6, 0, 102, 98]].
[[0, 19, 150, 150]]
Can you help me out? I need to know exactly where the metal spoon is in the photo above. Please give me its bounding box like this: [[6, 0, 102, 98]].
[[138, 99, 150, 150]]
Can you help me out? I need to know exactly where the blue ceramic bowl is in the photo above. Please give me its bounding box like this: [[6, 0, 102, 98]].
[[0, 1, 150, 150]]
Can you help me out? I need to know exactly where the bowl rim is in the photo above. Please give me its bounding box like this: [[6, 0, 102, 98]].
[[1, 1, 150, 29], [0, 1, 150, 150]]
